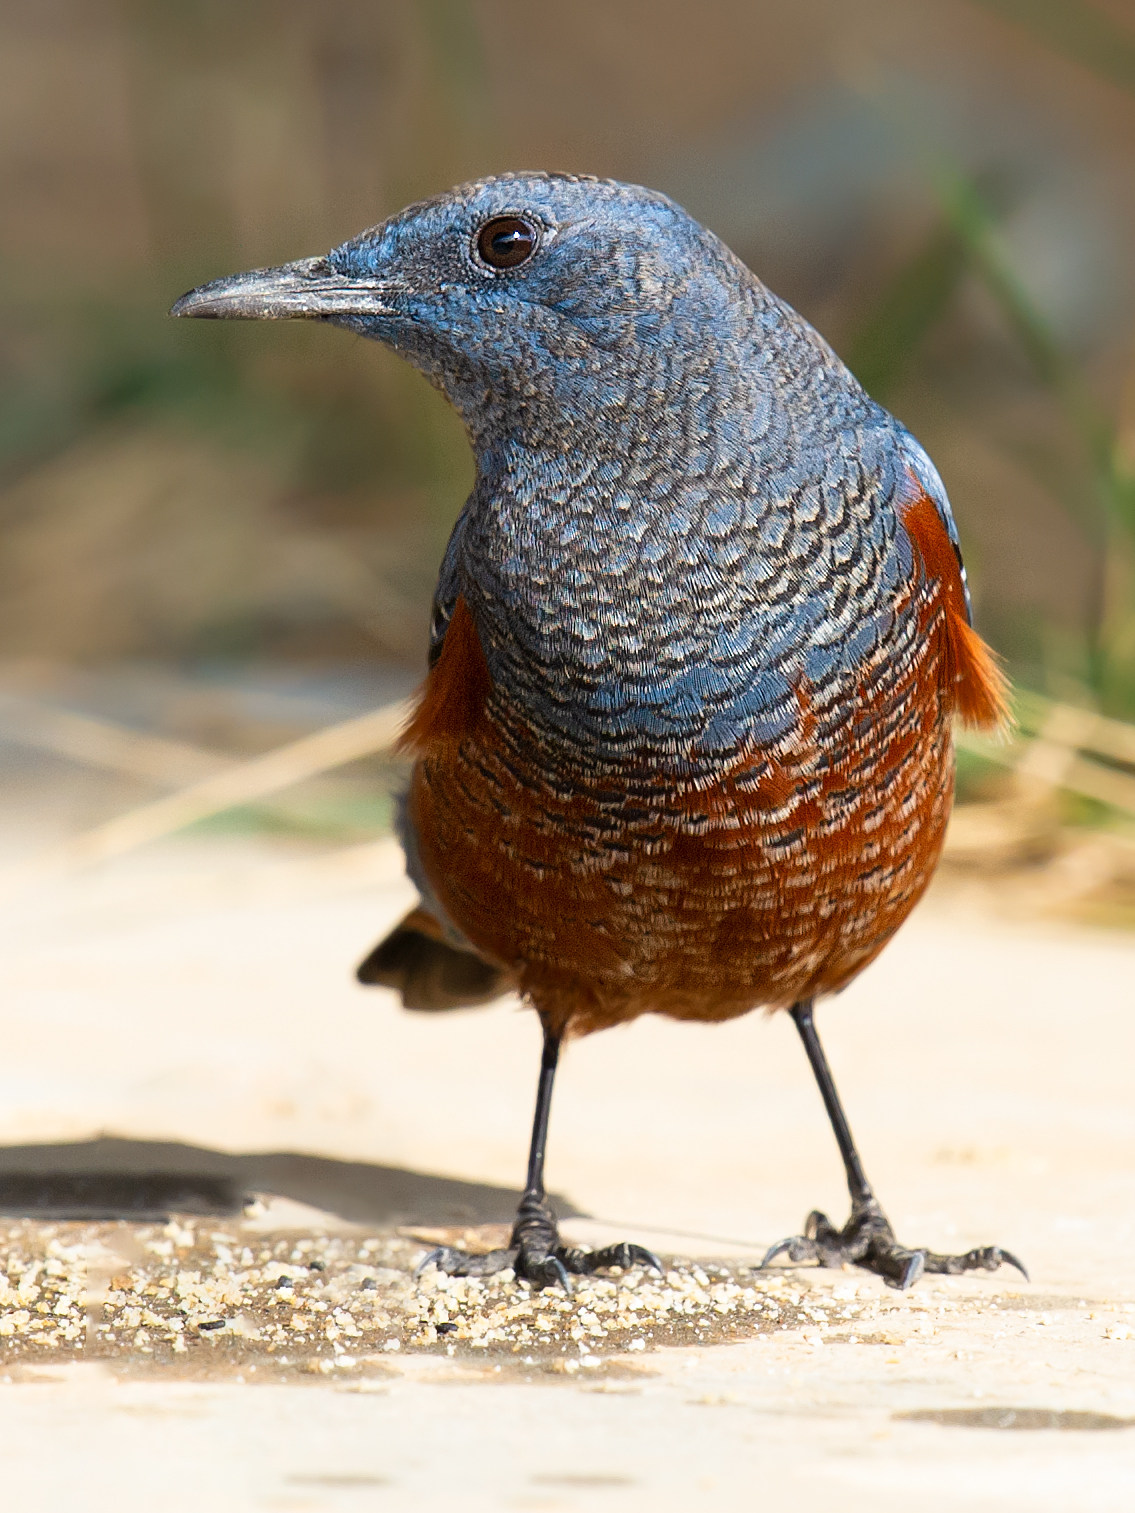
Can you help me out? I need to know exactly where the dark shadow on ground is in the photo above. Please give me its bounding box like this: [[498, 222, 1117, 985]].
[[0, 1137, 582, 1225]]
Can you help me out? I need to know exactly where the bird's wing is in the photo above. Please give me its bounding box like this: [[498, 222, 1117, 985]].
[[424, 499, 471, 667], [693, 420, 1005, 750], [891, 428, 1008, 730], [892, 424, 973, 624]]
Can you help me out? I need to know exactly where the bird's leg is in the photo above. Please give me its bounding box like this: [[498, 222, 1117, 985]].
[[761, 1000, 1028, 1291], [416, 1025, 661, 1291], [505, 1024, 576, 1290]]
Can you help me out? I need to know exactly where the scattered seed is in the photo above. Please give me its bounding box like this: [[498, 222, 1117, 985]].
[[0, 1217, 1058, 1373]]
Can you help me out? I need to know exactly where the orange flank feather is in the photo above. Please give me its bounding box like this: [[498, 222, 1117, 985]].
[[948, 614, 1010, 731], [899, 491, 1010, 731], [398, 594, 493, 756]]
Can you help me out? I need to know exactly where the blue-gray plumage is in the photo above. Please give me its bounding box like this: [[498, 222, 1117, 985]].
[[172, 173, 1022, 1292]]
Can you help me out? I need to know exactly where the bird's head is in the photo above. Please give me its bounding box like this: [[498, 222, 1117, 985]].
[[171, 173, 749, 443]]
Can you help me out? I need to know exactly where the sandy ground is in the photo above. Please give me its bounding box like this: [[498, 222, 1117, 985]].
[[0, 816, 1133, 1510]]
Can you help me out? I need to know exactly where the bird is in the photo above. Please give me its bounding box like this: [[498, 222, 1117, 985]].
[[173, 172, 1025, 1292]]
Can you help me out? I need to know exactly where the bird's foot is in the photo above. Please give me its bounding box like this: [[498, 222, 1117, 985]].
[[760, 1197, 1028, 1291], [414, 1195, 662, 1293]]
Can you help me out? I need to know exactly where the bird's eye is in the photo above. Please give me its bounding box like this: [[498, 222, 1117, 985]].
[[476, 216, 539, 270]]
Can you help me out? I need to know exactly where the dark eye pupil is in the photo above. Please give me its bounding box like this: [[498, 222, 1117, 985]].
[[477, 216, 538, 269]]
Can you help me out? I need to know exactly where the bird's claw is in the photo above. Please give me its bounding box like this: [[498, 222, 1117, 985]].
[[758, 1223, 925, 1290], [413, 1245, 447, 1280], [758, 1234, 814, 1270], [413, 1244, 517, 1280], [760, 1204, 1025, 1291], [578, 1241, 664, 1275], [414, 1227, 662, 1294], [526, 1253, 574, 1294], [923, 1245, 1030, 1282]]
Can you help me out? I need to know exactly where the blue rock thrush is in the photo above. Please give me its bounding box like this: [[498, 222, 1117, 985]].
[[173, 173, 1026, 1291]]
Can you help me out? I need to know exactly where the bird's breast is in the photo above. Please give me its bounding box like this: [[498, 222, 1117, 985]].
[[458, 487, 906, 771], [399, 554, 956, 1035]]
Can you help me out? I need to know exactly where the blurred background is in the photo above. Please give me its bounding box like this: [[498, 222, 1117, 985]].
[[3, 0, 1135, 907], [1, 0, 1135, 1304]]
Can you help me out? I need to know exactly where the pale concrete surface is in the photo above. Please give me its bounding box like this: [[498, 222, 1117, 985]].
[[0, 830, 1133, 1510]]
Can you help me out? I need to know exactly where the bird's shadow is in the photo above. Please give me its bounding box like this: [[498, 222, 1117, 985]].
[[0, 1137, 581, 1226]]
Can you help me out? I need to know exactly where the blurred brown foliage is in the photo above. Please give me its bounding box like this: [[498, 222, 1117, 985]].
[[3, 0, 1135, 709]]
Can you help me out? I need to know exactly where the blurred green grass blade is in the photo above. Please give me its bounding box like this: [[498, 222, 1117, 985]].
[[933, 166, 1135, 537], [929, 157, 1135, 704], [845, 227, 969, 401], [969, 0, 1135, 99], [937, 173, 1072, 397], [846, 168, 1019, 402]]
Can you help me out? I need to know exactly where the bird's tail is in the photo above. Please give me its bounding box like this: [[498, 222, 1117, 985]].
[[899, 488, 1011, 733], [945, 609, 1011, 732], [356, 906, 515, 1011]]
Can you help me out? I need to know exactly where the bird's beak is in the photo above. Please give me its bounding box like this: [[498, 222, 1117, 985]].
[[170, 256, 401, 321]]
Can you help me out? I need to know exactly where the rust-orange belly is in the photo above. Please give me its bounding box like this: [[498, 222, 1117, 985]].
[[408, 711, 954, 1039], [398, 528, 998, 1039]]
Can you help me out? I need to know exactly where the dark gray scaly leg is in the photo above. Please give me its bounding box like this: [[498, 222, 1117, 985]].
[[416, 1025, 661, 1292], [761, 1000, 1028, 1290]]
